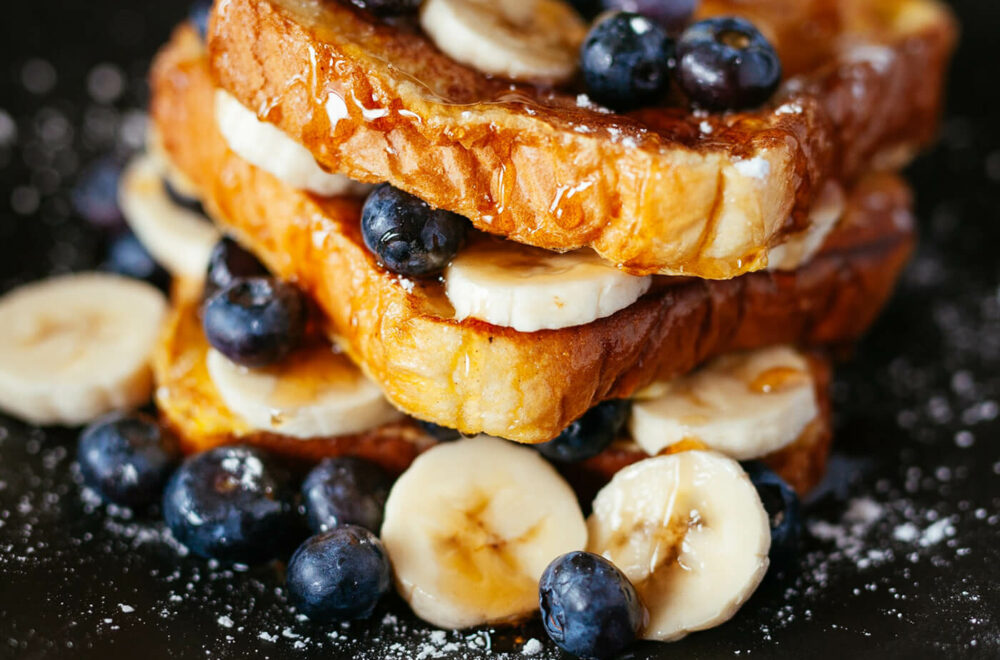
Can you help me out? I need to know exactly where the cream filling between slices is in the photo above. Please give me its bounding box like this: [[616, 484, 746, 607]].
[[214, 89, 371, 197]]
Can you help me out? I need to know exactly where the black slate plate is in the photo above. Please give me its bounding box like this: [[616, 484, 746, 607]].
[[1, 1, 999, 658]]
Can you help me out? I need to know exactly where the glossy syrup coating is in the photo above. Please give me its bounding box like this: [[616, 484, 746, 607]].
[[204, 0, 955, 278]]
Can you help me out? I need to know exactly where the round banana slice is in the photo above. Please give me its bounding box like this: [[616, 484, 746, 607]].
[[119, 153, 220, 279], [445, 240, 652, 332], [214, 90, 371, 197], [381, 435, 587, 629], [0, 273, 167, 425], [206, 345, 402, 439], [420, 0, 586, 85], [630, 346, 818, 461], [587, 451, 770, 642]]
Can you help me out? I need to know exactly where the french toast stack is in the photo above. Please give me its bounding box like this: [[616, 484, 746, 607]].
[[121, 0, 954, 649]]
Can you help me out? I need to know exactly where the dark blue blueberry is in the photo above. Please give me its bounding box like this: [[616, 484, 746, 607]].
[[286, 526, 392, 621], [302, 457, 392, 533], [361, 184, 469, 278], [743, 460, 801, 565], [539, 551, 644, 660], [189, 0, 212, 40], [203, 237, 269, 301], [104, 232, 170, 290], [72, 157, 124, 230], [77, 413, 179, 508], [164, 177, 207, 217], [601, 0, 698, 33], [348, 0, 422, 17], [535, 400, 630, 463], [417, 420, 462, 442], [675, 16, 782, 111], [580, 12, 674, 111], [162, 446, 299, 562], [202, 276, 305, 367]]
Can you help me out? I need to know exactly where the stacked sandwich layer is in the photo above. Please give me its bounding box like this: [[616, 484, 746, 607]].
[[121, 0, 954, 651]]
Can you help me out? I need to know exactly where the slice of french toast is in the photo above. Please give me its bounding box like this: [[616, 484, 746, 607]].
[[154, 282, 832, 494], [206, 0, 953, 278], [151, 26, 914, 443]]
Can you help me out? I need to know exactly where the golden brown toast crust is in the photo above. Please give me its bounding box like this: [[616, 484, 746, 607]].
[[151, 28, 914, 443], [206, 0, 953, 278], [154, 284, 832, 493]]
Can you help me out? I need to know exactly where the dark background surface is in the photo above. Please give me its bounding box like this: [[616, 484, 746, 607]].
[[1, 1, 999, 658]]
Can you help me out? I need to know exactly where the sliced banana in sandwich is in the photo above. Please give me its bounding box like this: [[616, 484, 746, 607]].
[[767, 181, 845, 271], [587, 451, 770, 642], [420, 0, 586, 85], [381, 435, 587, 629], [0, 273, 167, 425], [119, 153, 220, 279], [445, 239, 652, 332], [214, 90, 371, 197], [206, 345, 402, 439], [630, 346, 818, 461]]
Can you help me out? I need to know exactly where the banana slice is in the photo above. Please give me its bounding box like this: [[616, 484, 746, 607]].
[[381, 435, 587, 629], [630, 346, 818, 460], [587, 452, 770, 642], [445, 239, 652, 332], [768, 181, 845, 271], [419, 0, 586, 85], [206, 345, 402, 439], [214, 90, 371, 197], [0, 273, 167, 425], [119, 153, 221, 278]]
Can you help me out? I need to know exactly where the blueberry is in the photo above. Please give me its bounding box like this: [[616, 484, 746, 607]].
[[164, 178, 207, 217], [77, 413, 179, 508], [675, 16, 782, 111], [535, 400, 630, 463], [72, 157, 124, 230], [539, 551, 644, 659], [162, 446, 299, 562], [600, 0, 698, 33], [361, 184, 469, 278], [580, 12, 674, 111], [287, 526, 391, 621], [202, 277, 305, 367], [302, 457, 392, 533], [203, 237, 269, 301], [743, 461, 801, 565], [189, 0, 212, 40], [347, 0, 422, 17], [104, 232, 171, 290], [417, 420, 462, 442]]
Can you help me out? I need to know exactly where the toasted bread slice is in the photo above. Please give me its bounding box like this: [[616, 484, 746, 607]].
[[206, 0, 953, 278], [154, 283, 831, 494], [151, 27, 914, 443]]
